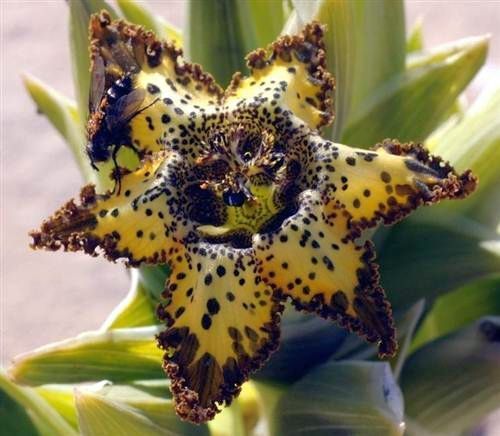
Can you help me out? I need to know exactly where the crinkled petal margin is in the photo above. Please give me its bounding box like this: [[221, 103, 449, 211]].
[[156, 244, 283, 423], [225, 21, 335, 130], [357, 139, 477, 231]]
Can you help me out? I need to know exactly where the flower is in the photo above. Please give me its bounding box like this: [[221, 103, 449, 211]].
[[30, 11, 477, 423]]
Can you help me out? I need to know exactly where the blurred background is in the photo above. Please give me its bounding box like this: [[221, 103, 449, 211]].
[[1, 0, 499, 365]]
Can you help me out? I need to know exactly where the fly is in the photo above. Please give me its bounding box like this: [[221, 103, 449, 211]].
[[87, 72, 159, 193]]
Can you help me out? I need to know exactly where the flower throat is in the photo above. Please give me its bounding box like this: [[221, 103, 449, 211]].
[[186, 125, 300, 246]]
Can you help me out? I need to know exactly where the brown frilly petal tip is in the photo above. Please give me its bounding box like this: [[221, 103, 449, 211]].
[[380, 139, 478, 198], [347, 139, 478, 236], [156, 302, 283, 424], [278, 240, 396, 359], [28, 185, 142, 267], [29, 185, 99, 253], [90, 10, 222, 95], [242, 21, 335, 128]]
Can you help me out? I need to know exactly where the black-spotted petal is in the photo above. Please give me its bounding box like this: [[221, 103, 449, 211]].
[[157, 243, 282, 422], [306, 137, 477, 236], [224, 22, 334, 132], [254, 190, 396, 357], [30, 151, 190, 266], [88, 11, 222, 161]]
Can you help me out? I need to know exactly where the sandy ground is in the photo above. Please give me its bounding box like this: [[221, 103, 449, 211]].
[[1, 1, 499, 366]]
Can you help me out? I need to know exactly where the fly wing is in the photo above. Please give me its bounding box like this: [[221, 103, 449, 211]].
[[106, 88, 146, 131], [89, 54, 106, 113], [87, 11, 223, 160]]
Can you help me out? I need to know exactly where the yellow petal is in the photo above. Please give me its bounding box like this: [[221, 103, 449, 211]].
[[224, 22, 334, 131], [308, 138, 477, 235], [253, 190, 396, 357], [88, 11, 223, 163], [30, 151, 190, 266], [157, 243, 282, 423]]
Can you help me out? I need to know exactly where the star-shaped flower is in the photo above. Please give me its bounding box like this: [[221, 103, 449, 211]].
[[31, 11, 477, 423]]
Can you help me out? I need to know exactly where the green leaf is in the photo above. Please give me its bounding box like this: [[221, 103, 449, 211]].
[[342, 35, 488, 146], [254, 311, 346, 383], [430, 84, 500, 186], [186, 0, 288, 87], [379, 217, 500, 311], [272, 361, 405, 436], [0, 372, 78, 436], [116, 0, 182, 46], [75, 381, 208, 435], [237, 0, 288, 49], [390, 300, 425, 380], [401, 316, 500, 434], [186, 0, 286, 87], [138, 264, 170, 302], [406, 18, 424, 53], [68, 0, 118, 121], [256, 300, 425, 384], [9, 327, 163, 386], [22, 74, 95, 183], [102, 270, 158, 330], [329, 302, 426, 363], [411, 275, 500, 352], [187, 0, 249, 86], [209, 398, 246, 436], [427, 83, 500, 227], [0, 384, 39, 436], [290, 0, 406, 141], [75, 384, 168, 436]]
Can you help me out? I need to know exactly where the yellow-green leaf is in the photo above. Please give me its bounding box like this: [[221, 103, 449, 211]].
[[9, 327, 163, 386], [289, 0, 406, 141], [343, 35, 488, 146], [22, 74, 95, 184], [75, 382, 209, 435], [406, 18, 424, 54], [36, 385, 79, 430], [102, 270, 158, 330], [411, 275, 500, 352], [427, 84, 500, 218], [75, 384, 170, 436]]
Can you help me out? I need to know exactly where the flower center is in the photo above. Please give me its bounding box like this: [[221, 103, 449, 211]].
[[184, 126, 300, 247]]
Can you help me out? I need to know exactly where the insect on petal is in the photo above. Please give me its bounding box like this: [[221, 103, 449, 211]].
[[88, 11, 223, 161], [30, 11, 479, 425]]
